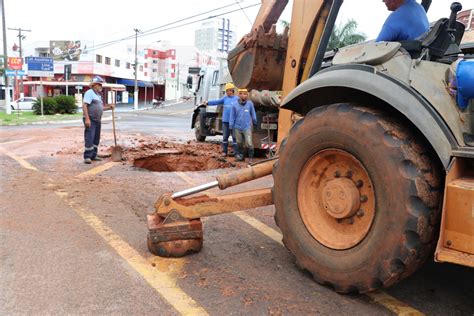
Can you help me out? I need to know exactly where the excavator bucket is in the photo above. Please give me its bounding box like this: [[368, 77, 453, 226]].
[[228, 25, 288, 91]]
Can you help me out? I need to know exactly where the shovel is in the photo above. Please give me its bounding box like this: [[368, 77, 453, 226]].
[[110, 106, 123, 162]]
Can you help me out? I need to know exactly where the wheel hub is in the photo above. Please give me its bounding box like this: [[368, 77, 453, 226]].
[[322, 178, 360, 219], [297, 149, 375, 250]]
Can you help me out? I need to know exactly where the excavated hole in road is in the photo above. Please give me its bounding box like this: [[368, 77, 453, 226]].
[[133, 153, 235, 172]]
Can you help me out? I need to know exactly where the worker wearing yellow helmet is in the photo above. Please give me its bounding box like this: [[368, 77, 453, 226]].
[[229, 88, 257, 163], [204, 82, 239, 157]]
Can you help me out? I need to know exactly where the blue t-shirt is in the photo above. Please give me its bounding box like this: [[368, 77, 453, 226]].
[[376, 0, 429, 42], [83, 89, 103, 120], [229, 100, 257, 131], [207, 95, 239, 123]]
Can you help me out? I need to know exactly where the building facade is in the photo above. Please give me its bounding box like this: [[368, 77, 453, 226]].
[[458, 9, 473, 31], [17, 40, 174, 104], [458, 9, 474, 44], [194, 18, 237, 53]]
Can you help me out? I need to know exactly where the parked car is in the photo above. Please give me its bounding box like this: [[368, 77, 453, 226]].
[[10, 97, 37, 111]]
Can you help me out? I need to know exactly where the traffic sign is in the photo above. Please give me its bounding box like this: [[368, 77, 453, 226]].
[[5, 69, 26, 76], [8, 57, 23, 70], [26, 57, 54, 77]]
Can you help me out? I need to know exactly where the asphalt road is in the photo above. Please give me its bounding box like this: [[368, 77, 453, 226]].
[[0, 102, 473, 315]]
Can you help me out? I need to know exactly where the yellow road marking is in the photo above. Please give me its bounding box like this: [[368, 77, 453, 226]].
[[0, 148, 38, 171], [234, 212, 283, 246], [77, 161, 120, 177], [368, 291, 425, 316], [174, 172, 425, 316], [176, 172, 196, 184], [54, 190, 208, 316], [165, 109, 193, 116], [0, 139, 30, 145], [5, 155, 207, 315]]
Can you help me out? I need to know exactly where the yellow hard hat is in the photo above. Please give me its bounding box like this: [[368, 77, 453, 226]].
[[238, 88, 248, 93], [224, 83, 235, 91]]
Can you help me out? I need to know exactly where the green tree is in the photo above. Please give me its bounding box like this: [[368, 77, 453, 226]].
[[279, 20, 290, 29], [327, 19, 366, 51]]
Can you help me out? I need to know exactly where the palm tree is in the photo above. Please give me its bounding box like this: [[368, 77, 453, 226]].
[[279, 20, 290, 29], [327, 19, 366, 51]]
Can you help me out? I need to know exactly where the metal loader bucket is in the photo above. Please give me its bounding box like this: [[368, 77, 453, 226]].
[[228, 25, 288, 91]]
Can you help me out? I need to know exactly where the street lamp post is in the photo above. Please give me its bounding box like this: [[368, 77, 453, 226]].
[[133, 28, 140, 111]]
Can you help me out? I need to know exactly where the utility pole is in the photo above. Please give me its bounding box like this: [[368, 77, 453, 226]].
[[176, 62, 179, 101], [1, 0, 10, 114], [8, 27, 31, 98], [133, 28, 140, 111]]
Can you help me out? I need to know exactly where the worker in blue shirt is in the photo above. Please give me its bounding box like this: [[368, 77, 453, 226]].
[[376, 0, 429, 42], [82, 76, 115, 164], [205, 83, 239, 157], [229, 88, 257, 163]]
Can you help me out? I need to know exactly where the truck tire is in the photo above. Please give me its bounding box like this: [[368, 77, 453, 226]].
[[194, 113, 206, 142], [273, 103, 442, 293]]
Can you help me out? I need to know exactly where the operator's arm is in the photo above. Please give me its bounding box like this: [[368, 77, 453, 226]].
[[82, 102, 91, 127], [206, 97, 225, 106], [376, 15, 399, 42], [82, 91, 92, 127], [103, 103, 115, 111], [229, 104, 236, 129], [250, 102, 257, 125]]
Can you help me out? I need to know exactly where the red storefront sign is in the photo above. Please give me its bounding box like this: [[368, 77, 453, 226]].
[[8, 57, 23, 70]]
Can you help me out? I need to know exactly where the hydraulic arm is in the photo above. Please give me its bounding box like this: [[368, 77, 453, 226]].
[[147, 159, 276, 257]]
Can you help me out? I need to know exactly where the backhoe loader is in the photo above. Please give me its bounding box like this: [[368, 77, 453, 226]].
[[147, 0, 474, 293]]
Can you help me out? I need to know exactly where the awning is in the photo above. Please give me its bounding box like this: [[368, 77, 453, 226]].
[[116, 78, 154, 88], [23, 81, 126, 91]]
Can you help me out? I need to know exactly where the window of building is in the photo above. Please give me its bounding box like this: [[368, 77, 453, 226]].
[[152, 60, 158, 64], [212, 70, 219, 86], [105, 57, 111, 65], [39, 52, 50, 57], [96, 54, 102, 63], [126, 62, 131, 69], [115, 59, 120, 67], [152, 69, 157, 72], [139, 65, 144, 72]]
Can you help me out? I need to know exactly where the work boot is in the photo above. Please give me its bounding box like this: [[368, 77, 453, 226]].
[[91, 157, 103, 161], [235, 155, 244, 162], [222, 152, 228, 158], [84, 158, 92, 164]]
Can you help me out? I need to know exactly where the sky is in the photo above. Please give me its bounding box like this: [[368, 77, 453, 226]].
[[2, 0, 471, 57]]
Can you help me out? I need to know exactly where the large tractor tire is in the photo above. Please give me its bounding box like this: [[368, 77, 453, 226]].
[[273, 104, 442, 293], [194, 113, 206, 142]]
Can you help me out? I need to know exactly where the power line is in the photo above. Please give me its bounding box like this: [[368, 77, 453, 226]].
[[86, 2, 248, 52], [235, 0, 253, 26], [89, 3, 260, 52], [136, 4, 260, 39]]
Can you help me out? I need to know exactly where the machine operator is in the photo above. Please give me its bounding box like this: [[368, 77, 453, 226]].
[[377, 0, 429, 42]]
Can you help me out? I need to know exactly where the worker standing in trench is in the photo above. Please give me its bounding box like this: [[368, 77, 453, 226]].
[[82, 76, 115, 164], [229, 88, 257, 164], [204, 83, 239, 157]]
